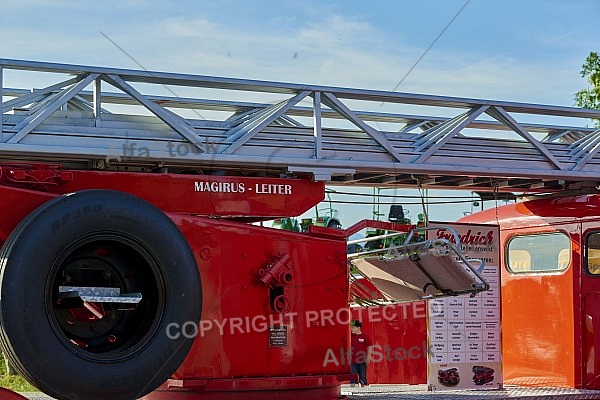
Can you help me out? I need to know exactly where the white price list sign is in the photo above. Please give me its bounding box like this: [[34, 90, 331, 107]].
[[427, 223, 502, 391]]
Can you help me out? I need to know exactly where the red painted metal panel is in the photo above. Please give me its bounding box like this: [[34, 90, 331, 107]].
[[61, 171, 324, 219], [460, 194, 600, 228], [0, 185, 55, 243], [583, 293, 600, 388], [351, 303, 428, 385], [167, 214, 351, 385], [499, 248, 576, 387], [579, 224, 600, 389], [0, 164, 325, 219], [144, 375, 351, 400]]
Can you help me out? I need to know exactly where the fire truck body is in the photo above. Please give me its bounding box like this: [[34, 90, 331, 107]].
[[3, 59, 600, 399], [460, 194, 600, 389], [355, 195, 600, 391], [0, 170, 351, 400]]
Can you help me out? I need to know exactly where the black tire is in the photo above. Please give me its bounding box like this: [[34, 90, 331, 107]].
[[0, 190, 202, 400]]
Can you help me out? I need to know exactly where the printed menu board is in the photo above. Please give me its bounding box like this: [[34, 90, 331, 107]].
[[427, 222, 502, 391]]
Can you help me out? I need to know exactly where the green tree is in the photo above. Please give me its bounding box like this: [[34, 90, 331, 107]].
[[575, 51, 600, 126]]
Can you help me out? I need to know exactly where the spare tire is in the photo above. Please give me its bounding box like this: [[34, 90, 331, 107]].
[[0, 190, 202, 400]]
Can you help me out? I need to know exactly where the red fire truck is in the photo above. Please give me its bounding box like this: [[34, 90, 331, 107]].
[[1, 58, 600, 400], [353, 193, 600, 393], [460, 193, 600, 389]]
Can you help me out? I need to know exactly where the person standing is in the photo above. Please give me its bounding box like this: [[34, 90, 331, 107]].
[[349, 320, 373, 387]]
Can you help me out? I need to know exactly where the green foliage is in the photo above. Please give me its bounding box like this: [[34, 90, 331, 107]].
[[0, 354, 36, 393], [575, 51, 600, 126]]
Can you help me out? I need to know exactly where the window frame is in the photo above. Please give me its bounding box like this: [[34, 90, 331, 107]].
[[506, 231, 571, 274], [584, 231, 600, 276]]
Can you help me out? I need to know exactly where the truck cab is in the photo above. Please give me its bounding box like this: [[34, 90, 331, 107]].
[[460, 194, 600, 389]]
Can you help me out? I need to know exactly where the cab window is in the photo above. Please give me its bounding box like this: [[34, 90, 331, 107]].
[[586, 232, 600, 275], [507, 232, 570, 273]]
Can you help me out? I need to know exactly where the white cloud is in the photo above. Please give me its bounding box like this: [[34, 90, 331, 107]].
[[161, 17, 221, 38]]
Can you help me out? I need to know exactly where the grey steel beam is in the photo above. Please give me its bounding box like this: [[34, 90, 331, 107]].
[[485, 106, 564, 170], [277, 115, 304, 127], [222, 90, 309, 154], [420, 176, 460, 185], [224, 106, 277, 139], [543, 130, 577, 143], [313, 91, 322, 159], [569, 129, 600, 170], [2, 58, 600, 119], [287, 166, 355, 181], [93, 77, 101, 127], [321, 92, 405, 163], [103, 74, 204, 152], [399, 121, 431, 133], [73, 94, 110, 115], [3, 58, 600, 192], [2, 77, 81, 112], [66, 96, 93, 113], [8, 73, 99, 144], [414, 107, 486, 150], [569, 131, 600, 157], [413, 106, 488, 163], [4, 87, 596, 136]]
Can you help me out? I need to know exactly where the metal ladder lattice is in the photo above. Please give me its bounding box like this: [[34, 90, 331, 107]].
[[2, 58, 600, 192]]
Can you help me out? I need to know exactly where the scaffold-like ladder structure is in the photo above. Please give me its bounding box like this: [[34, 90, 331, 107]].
[[2, 58, 600, 193]]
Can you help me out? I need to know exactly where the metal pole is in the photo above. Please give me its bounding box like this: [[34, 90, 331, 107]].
[[313, 91, 322, 159], [93, 76, 101, 127]]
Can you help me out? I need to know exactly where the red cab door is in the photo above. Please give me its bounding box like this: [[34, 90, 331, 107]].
[[581, 227, 600, 389]]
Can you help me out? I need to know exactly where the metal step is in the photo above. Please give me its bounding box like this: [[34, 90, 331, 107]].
[[58, 286, 142, 303], [2, 58, 600, 192], [341, 384, 600, 399]]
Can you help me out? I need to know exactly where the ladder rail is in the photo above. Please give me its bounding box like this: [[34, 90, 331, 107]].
[[6, 86, 597, 136], [2, 58, 600, 192], [2, 58, 599, 119]]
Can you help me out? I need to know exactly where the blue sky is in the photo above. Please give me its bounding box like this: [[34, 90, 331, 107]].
[[1, 0, 599, 223]]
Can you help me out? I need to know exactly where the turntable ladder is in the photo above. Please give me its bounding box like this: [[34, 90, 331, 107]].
[[2, 58, 600, 193]]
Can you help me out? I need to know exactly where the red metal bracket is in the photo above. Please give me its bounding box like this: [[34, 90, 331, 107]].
[[0, 163, 73, 190], [344, 219, 413, 237], [258, 253, 293, 287]]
